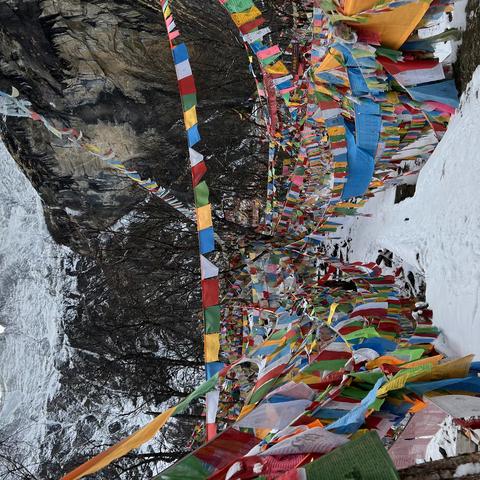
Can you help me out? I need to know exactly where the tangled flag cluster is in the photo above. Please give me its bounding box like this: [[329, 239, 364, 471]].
[[222, 0, 458, 240], [26, 0, 477, 478]]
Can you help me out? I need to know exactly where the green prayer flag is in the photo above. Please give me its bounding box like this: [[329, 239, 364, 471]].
[[375, 46, 403, 62], [224, 0, 255, 13], [344, 326, 380, 341], [176, 373, 218, 414], [204, 305, 221, 334], [194, 181, 210, 208], [154, 454, 210, 480], [181, 93, 197, 112], [260, 53, 282, 66], [302, 359, 349, 374], [304, 431, 400, 480], [391, 348, 425, 362], [350, 370, 384, 385], [248, 377, 287, 404]]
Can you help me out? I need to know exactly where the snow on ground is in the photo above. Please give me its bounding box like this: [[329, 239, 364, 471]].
[[0, 142, 75, 470], [335, 67, 480, 359]]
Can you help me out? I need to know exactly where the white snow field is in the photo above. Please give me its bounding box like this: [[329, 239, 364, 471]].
[[0, 142, 74, 469], [338, 67, 480, 359]]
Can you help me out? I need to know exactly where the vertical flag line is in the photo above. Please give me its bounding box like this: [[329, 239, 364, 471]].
[[158, 0, 221, 440]]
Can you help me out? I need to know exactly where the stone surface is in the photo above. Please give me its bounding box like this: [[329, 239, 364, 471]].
[[0, 0, 256, 250]]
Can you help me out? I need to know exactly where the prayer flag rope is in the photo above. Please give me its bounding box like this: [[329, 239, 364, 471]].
[[159, 0, 222, 440], [0, 90, 193, 219]]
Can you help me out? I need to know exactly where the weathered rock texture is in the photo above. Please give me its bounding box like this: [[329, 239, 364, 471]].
[[0, 0, 258, 249]]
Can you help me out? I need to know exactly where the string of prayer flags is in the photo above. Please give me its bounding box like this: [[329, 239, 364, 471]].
[[159, 0, 221, 440], [0, 91, 193, 219], [217, 0, 293, 101]]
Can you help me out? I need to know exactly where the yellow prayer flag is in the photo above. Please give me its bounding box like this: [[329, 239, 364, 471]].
[[348, 1, 433, 50], [266, 61, 289, 75], [183, 105, 197, 130], [85, 144, 101, 154], [205, 333, 220, 362], [197, 204, 213, 231], [386, 91, 400, 104], [328, 126, 345, 137], [292, 373, 323, 385], [399, 354, 443, 370], [315, 51, 342, 73], [327, 302, 339, 325], [414, 354, 474, 382], [237, 402, 256, 421], [377, 365, 432, 397], [314, 84, 334, 98], [231, 6, 262, 27], [62, 407, 176, 480]]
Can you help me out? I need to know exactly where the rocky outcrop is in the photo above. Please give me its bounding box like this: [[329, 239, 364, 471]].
[[0, 0, 257, 250]]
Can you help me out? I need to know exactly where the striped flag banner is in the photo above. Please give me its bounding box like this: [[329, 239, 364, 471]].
[[350, 301, 389, 318], [158, 0, 221, 440]]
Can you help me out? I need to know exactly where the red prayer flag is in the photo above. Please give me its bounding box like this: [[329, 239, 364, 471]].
[[202, 277, 219, 308], [238, 17, 265, 34], [192, 161, 207, 186], [178, 75, 197, 96]]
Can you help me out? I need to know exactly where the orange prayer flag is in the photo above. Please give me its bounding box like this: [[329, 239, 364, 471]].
[[231, 6, 262, 27], [347, 1, 433, 49], [366, 355, 404, 369], [62, 407, 176, 480]]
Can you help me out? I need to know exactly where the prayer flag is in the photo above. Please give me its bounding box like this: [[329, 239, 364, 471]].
[[202, 277, 219, 308], [187, 124, 201, 147], [183, 105, 197, 130], [200, 254, 218, 279], [205, 333, 220, 362], [172, 43, 189, 64], [197, 204, 213, 230], [199, 227, 215, 254], [194, 181, 210, 207]]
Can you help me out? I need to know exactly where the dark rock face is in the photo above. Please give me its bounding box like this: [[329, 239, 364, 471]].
[[454, 0, 480, 93], [0, 0, 257, 248], [0, 1, 264, 477]]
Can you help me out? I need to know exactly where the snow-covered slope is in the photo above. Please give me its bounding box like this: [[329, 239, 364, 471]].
[[0, 142, 75, 470], [341, 67, 480, 358]]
